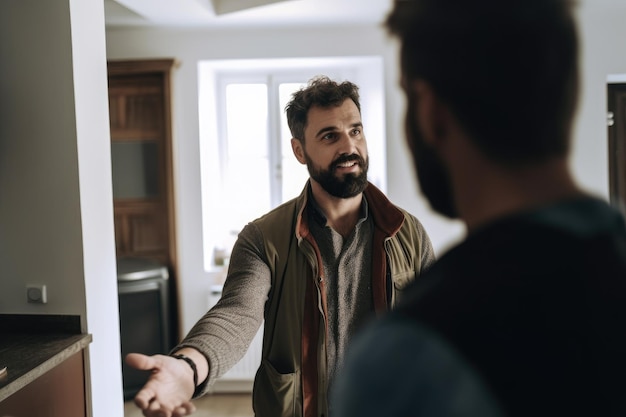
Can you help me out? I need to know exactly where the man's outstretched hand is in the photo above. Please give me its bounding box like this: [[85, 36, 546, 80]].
[[125, 353, 197, 417]]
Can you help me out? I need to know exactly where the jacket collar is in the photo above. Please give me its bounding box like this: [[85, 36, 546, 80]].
[[294, 180, 405, 239]]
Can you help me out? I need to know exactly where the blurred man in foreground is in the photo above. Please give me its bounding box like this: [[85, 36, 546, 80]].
[[334, 1, 626, 416]]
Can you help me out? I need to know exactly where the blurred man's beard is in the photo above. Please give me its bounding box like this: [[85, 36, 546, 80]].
[[406, 98, 458, 219], [304, 152, 369, 198]]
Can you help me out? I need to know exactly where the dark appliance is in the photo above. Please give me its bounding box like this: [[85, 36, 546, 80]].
[[117, 257, 170, 400]]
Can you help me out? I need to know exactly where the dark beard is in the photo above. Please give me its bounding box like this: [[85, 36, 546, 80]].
[[305, 152, 369, 198], [406, 96, 458, 218]]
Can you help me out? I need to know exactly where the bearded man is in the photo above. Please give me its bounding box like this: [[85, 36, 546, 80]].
[[126, 75, 435, 417]]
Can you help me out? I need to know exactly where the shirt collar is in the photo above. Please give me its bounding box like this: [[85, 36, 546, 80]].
[[306, 187, 369, 227]]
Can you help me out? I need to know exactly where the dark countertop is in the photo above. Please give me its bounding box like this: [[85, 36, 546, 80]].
[[0, 315, 92, 402]]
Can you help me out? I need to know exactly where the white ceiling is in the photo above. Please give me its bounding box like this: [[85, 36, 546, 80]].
[[104, 0, 394, 28], [104, 0, 626, 30]]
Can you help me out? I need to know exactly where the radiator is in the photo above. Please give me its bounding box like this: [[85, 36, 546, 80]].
[[207, 285, 262, 392]]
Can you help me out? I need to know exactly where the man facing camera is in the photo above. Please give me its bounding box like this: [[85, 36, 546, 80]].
[[126, 75, 435, 417]]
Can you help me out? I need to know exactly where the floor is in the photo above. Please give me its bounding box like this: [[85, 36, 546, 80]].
[[124, 393, 253, 417]]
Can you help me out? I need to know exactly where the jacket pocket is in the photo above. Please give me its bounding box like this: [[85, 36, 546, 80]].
[[392, 270, 415, 289], [252, 359, 302, 417], [391, 270, 415, 305]]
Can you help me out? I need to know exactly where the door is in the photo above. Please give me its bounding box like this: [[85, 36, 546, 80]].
[[608, 83, 626, 217]]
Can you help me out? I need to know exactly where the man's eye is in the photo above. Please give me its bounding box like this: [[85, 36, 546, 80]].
[[323, 133, 335, 140], [352, 129, 361, 135]]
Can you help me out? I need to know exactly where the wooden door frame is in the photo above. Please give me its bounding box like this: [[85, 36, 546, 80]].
[[608, 82, 626, 218]]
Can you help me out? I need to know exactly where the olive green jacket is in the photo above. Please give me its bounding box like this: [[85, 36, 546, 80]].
[[251, 181, 434, 417]]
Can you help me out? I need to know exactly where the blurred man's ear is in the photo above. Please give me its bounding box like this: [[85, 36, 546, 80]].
[[291, 137, 307, 165], [412, 80, 449, 147]]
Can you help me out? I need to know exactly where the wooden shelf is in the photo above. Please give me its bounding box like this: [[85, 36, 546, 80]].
[[107, 58, 180, 344]]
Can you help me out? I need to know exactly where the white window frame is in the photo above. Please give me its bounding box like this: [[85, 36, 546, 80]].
[[198, 57, 385, 271]]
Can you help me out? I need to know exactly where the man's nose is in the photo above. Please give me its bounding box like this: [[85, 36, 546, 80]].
[[337, 132, 358, 154]]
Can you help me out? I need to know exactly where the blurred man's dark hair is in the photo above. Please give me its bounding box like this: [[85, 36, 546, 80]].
[[386, 0, 579, 165]]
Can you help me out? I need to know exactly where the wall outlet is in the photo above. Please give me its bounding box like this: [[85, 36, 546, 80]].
[[26, 285, 47, 304]]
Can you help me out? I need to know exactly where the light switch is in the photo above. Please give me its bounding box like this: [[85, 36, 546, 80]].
[[26, 285, 47, 304]]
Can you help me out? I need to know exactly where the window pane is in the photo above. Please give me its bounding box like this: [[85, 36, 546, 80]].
[[111, 141, 159, 199], [279, 83, 310, 201], [224, 84, 270, 231], [224, 157, 270, 231], [226, 84, 268, 159]]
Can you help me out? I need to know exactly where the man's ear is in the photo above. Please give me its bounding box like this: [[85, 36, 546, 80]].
[[291, 138, 307, 164], [411, 79, 448, 147]]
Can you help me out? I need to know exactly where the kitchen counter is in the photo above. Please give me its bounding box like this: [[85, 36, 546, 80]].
[[0, 332, 91, 402], [0, 314, 91, 403]]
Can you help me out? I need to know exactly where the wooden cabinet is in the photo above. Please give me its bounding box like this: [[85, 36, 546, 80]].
[[0, 350, 87, 417], [107, 59, 177, 266], [0, 316, 91, 417], [107, 59, 179, 342]]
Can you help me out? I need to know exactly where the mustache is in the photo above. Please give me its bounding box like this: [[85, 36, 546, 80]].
[[332, 154, 364, 169]]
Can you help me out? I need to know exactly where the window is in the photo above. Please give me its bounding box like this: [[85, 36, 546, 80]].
[[218, 80, 311, 233], [199, 57, 385, 270]]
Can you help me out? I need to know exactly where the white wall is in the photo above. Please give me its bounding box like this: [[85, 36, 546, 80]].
[[106, 0, 626, 337], [70, 1, 125, 416], [0, 1, 123, 416], [0, 0, 85, 316], [574, 0, 626, 195]]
